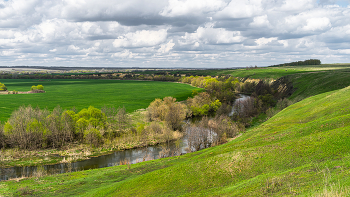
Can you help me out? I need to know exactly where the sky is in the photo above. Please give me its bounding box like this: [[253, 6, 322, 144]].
[[0, 0, 350, 68]]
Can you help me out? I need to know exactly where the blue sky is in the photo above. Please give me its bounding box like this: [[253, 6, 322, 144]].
[[0, 0, 350, 68]]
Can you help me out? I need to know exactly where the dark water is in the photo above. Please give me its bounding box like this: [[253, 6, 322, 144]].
[[0, 139, 189, 181]]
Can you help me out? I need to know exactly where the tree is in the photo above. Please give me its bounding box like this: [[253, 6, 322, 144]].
[[0, 82, 7, 91], [31, 85, 37, 91], [31, 85, 44, 92], [37, 85, 44, 90], [147, 97, 188, 131]]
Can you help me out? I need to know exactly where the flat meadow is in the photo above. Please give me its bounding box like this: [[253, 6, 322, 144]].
[[0, 79, 201, 122]]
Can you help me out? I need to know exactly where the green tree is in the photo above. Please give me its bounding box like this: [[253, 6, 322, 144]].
[[31, 85, 37, 91], [0, 82, 7, 91], [37, 85, 44, 90]]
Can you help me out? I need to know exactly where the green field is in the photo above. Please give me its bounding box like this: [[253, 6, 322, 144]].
[[0, 79, 201, 122], [216, 63, 350, 79], [2, 70, 350, 196]]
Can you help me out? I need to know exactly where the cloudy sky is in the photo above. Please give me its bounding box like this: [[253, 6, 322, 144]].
[[0, 0, 350, 68]]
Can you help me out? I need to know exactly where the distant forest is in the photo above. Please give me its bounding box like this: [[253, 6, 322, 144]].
[[269, 59, 321, 67]]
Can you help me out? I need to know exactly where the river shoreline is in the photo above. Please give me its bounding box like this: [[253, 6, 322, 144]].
[[0, 131, 183, 168]]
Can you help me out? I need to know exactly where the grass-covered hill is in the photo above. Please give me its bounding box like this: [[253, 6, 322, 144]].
[[2, 69, 350, 196]]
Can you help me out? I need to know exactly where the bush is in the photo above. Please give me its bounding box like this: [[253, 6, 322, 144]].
[[187, 92, 221, 116], [147, 97, 188, 131], [84, 126, 103, 147], [0, 82, 7, 91], [30, 85, 44, 92], [37, 85, 44, 90], [3, 106, 49, 149]]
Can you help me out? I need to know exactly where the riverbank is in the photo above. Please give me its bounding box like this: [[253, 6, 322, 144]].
[[0, 130, 183, 168]]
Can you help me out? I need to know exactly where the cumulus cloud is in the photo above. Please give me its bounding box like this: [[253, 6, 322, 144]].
[[113, 29, 168, 48], [112, 49, 134, 58], [215, 0, 263, 19], [160, 0, 227, 17], [299, 17, 331, 32], [0, 0, 350, 67], [182, 23, 244, 45], [158, 39, 175, 53], [250, 15, 271, 27]]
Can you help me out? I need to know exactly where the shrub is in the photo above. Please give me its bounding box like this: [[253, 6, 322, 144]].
[[0, 82, 7, 91], [147, 97, 188, 131], [3, 106, 49, 149], [31, 85, 37, 91], [30, 85, 44, 92], [37, 85, 44, 90], [84, 126, 103, 147], [187, 92, 221, 116]]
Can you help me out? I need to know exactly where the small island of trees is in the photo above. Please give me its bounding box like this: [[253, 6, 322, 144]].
[[0, 83, 45, 94], [30, 85, 45, 93]]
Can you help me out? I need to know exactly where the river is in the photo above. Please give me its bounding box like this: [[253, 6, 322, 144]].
[[0, 138, 189, 181], [0, 94, 251, 181]]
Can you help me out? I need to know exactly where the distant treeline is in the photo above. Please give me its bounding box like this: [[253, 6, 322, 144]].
[[0, 69, 233, 81], [269, 59, 321, 67]]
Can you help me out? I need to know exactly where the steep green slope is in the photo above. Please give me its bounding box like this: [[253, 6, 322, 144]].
[[289, 69, 350, 100], [2, 87, 350, 196]]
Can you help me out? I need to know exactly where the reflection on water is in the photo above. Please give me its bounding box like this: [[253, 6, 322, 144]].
[[0, 138, 189, 181]]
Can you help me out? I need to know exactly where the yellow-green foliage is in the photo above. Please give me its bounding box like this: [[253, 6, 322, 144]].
[[37, 85, 44, 90], [0, 82, 7, 91], [187, 92, 222, 116], [75, 106, 106, 128], [147, 97, 188, 130], [30, 84, 44, 91]]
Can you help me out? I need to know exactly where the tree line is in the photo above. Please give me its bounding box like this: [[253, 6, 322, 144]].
[[269, 59, 321, 67]]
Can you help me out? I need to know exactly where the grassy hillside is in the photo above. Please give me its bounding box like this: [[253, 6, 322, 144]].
[[222, 63, 350, 80], [0, 79, 201, 122], [2, 83, 350, 196], [289, 69, 350, 100]]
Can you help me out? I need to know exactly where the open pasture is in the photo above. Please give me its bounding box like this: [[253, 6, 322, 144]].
[[0, 79, 201, 122], [214, 63, 350, 79]]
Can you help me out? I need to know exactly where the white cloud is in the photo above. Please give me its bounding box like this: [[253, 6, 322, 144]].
[[215, 0, 263, 19], [182, 23, 244, 45], [160, 0, 227, 17], [0, 0, 350, 67], [255, 37, 278, 46], [250, 15, 271, 27], [280, 0, 315, 11], [158, 39, 175, 53], [113, 29, 168, 48], [300, 17, 331, 31], [338, 49, 350, 54], [112, 49, 134, 58]]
